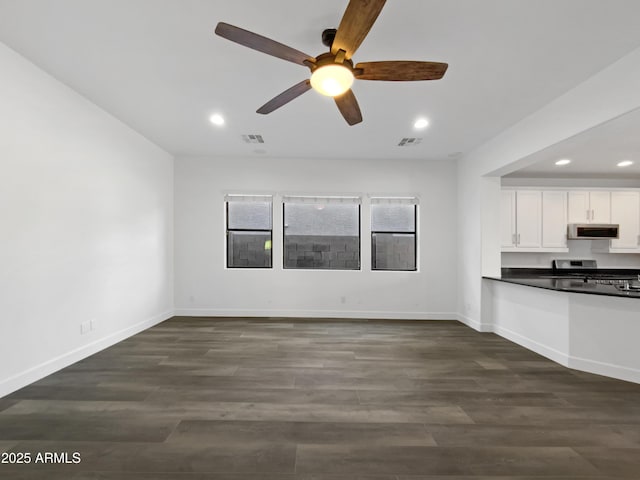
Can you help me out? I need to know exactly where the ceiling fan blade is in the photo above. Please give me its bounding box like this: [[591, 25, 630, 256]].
[[334, 89, 363, 126], [331, 0, 386, 59], [355, 61, 448, 81], [257, 80, 312, 114], [215, 22, 314, 66]]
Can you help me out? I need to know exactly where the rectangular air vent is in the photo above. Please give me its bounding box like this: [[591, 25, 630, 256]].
[[398, 137, 422, 147], [242, 134, 265, 144]]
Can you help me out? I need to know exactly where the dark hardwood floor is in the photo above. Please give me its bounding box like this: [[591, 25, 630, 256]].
[[2, 317, 640, 479]]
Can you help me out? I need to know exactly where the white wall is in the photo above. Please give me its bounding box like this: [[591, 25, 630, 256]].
[[457, 45, 640, 328], [174, 156, 457, 319], [569, 294, 640, 382], [0, 43, 174, 396], [489, 281, 570, 366], [502, 243, 640, 269]]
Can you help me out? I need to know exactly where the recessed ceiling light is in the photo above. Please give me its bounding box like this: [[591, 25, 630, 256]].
[[414, 118, 429, 129], [617, 160, 634, 167], [209, 113, 225, 126], [555, 159, 571, 166]]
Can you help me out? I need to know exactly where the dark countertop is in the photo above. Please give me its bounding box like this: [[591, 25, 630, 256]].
[[484, 268, 640, 299]]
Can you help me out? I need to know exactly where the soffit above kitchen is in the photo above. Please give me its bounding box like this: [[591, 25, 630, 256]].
[[1, 0, 640, 160], [505, 107, 640, 180]]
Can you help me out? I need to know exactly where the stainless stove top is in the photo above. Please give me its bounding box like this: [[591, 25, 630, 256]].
[[552, 259, 640, 290]]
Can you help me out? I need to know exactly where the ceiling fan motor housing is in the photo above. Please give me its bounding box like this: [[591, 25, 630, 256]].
[[311, 52, 354, 73], [321, 28, 337, 48]]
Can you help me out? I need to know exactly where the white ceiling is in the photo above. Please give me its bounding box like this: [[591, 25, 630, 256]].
[[1, 0, 640, 161], [505, 107, 640, 179]]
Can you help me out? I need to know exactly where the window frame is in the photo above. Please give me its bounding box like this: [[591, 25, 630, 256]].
[[370, 201, 418, 272], [282, 197, 362, 271], [225, 197, 273, 269]]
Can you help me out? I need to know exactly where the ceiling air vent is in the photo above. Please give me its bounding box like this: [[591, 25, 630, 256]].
[[242, 134, 265, 144], [397, 137, 422, 147]]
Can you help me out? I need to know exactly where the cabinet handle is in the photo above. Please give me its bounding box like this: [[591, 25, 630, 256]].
[[517, 233, 521, 245], [512, 233, 516, 245], [586, 209, 590, 221], [591, 209, 595, 221]]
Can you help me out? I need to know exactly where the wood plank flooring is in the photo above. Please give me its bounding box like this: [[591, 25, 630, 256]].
[[2, 317, 640, 479]]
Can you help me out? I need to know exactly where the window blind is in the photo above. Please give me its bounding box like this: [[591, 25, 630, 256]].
[[224, 194, 272, 203], [370, 196, 419, 205], [282, 195, 361, 205]]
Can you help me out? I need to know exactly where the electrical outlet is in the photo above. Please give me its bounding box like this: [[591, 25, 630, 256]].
[[80, 321, 90, 335]]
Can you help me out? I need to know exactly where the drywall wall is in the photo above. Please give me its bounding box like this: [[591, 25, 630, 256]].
[[457, 44, 640, 330], [0, 43, 174, 396], [488, 281, 570, 367], [174, 156, 457, 319], [502, 243, 640, 269]]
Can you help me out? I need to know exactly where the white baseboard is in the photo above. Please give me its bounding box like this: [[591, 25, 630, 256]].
[[456, 313, 494, 332], [0, 310, 173, 398], [173, 308, 458, 321], [493, 324, 570, 367], [568, 355, 640, 384]]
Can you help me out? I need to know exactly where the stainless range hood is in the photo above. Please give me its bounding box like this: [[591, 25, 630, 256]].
[[567, 223, 619, 239]]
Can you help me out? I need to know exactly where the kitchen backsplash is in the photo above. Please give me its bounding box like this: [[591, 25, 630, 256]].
[[502, 240, 640, 268]]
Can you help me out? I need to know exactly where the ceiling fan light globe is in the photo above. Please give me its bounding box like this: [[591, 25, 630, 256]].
[[310, 65, 354, 97]]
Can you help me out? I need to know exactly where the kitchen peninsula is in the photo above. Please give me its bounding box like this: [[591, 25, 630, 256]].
[[483, 261, 640, 385]]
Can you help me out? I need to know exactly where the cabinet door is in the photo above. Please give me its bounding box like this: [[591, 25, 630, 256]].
[[515, 191, 542, 248], [541, 191, 567, 248], [500, 190, 516, 248], [567, 191, 590, 223], [589, 191, 611, 223], [611, 191, 640, 250]]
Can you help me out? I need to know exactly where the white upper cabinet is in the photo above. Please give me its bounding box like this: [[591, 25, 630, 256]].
[[589, 191, 612, 223], [501, 190, 517, 248], [502, 189, 568, 252], [610, 191, 640, 252], [515, 190, 542, 248], [504, 187, 639, 254], [567, 191, 590, 223], [568, 190, 611, 223], [541, 191, 567, 249]]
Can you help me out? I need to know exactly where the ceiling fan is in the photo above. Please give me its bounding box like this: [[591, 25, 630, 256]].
[[215, 0, 448, 126]]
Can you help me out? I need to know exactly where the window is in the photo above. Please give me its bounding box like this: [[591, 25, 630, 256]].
[[225, 195, 272, 268], [283, 196, 361, 270], [371, 197, 417, 271]]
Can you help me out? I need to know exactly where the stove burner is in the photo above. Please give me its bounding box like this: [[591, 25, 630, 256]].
[[586, 277, 630, 285]]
